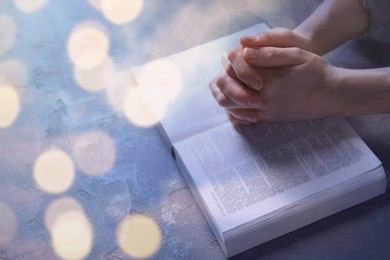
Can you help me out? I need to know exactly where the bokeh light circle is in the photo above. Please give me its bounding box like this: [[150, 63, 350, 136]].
[[67, 24, 109, 70], [123, 87, 164, 128], [101, 0, 144, 25], [0, 202, 17, 245], [105, 69, 135, 114], [0, 83, 20, 128], [138, 59, 183, 104], [45, 197, 84, 233], [73, 57, 115, 92], [13, 0, 47, 13], [72, 131, 116, 176], [51, 211, 93, 260], [116, 214, 161, 259], [33, 149, 75, 194]]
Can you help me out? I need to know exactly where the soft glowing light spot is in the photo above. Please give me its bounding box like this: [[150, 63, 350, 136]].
[[0, 84, 20, 128], [13, 0, 47, 13], [105, 69, 135, 114], [101, 0, 143, 25], [33, 149, 75, 194], [73, 131, 116, 176], [74, 57, 115, 92], [0, 59, 28, 87], [123, 87, 164, 128], [116, 214, 161, 259], [45, 197, 84, 233], [67, 24, 109, 70], [138, 59, 183, 105], [0, 15, 17, 55], [51, 211, 93, 260], [0, 202, 17, 245]]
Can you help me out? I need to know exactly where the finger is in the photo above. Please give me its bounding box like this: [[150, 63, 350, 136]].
[[227, 48, 263, 91], [226, 111, 250, 125], [240, 28, 302, 48], [221, 55, 238, 79], [215, 73, 263, 109], [226, 110, 260, 125], [226, 108, 261, 124], [209, 77, 237, 108], [243, 46, 308, 67]]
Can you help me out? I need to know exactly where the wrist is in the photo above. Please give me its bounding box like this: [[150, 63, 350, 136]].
[[326, 67, 390, 116]]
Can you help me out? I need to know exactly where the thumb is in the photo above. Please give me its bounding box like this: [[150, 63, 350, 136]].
[[243, 47, 307, 67], [240, 28, 308, 49]]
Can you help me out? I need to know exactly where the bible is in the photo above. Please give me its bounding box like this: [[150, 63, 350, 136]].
[[131, 23, 387, 257]]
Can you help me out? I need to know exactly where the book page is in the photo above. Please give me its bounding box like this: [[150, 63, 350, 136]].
[[132, 23, 270, 145], [173, 117, 382, 232]]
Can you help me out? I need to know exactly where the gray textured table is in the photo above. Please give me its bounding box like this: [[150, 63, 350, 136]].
[[1, 1, 389, 259]]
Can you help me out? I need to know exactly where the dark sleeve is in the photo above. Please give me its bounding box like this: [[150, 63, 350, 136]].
[[360, 0, 390, 40]]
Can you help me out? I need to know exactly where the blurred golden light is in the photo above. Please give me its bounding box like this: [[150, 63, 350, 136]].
[[45, 197, 84, 233], [116, 214, 161, 259], [73, 57, 115, 92], [0, 83, 20, 128], [0, 15, 17, 55], [123, 87, 164, 128], [0, 59, 28, 87], [51, 211, 93, 260], [138, 59, 183, 105], [101, 0, 144, 25], [33, 149, 75, 194], [72, 131, 116, 176], [13, 0, 47, 13], [67, 24, 109, 70], [105, 69, 135, 114], [0, 202, 17, 245]]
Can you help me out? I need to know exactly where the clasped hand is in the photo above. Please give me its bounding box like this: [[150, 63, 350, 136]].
[[209, 29, 338, 124]]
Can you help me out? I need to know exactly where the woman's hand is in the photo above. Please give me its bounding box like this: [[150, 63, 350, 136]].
[[224, 28, 313, 92], [210, 46, 340, 123], [209, 28, 317, 124]]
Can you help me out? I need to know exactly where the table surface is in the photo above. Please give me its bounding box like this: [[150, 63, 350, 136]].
[[1, 1, 390, 259]]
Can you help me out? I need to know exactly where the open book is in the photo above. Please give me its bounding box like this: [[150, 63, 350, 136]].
[[132, 23, 387, 257]]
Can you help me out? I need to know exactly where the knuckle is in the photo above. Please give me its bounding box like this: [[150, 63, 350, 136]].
[[258, 32, 272, 42], [236, 65, 252, 81], [290, 47, 309, 61], [215, 74, 228, 92], [291, 46, 302, 55], [225, 63, 235, 77], [227, 47, 240, 61], [213, 77, 231, 107], [217, 96, 230, 107], [261, 47, 278, 63], [230, 85, 250, 106]]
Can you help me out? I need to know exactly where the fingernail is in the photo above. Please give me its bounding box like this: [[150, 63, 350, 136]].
[[244, 48, 259, 58], [251, 80, 262, 90], [248, 99, 261, 108]]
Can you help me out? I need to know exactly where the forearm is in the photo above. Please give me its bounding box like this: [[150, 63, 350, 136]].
[[294, 0, 370, 55], [328, 66, 390, 116]]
